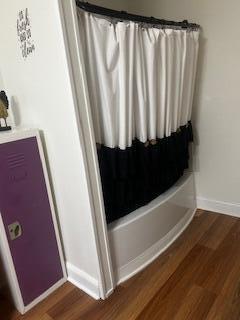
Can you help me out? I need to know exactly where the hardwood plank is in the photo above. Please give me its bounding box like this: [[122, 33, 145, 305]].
[[48, 287, 95, 320], [195, 220, 240, 294], [136, 244, 214, 320], [198, 214, 237, 250], [40, 315, 53, 320], [47, 288, 84, 318], [173, 285, 216, 320], [206, 240, 240, 320]]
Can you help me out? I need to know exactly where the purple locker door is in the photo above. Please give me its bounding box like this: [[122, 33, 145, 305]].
[[0, 137, 64, 306]]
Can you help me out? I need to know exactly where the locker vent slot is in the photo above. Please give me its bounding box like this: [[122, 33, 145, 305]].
[[7, 153, 25, 169]]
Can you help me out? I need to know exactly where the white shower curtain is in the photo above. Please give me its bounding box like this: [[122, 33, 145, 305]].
[[78, 10, 199, 148], [77, 8, 200, 223]]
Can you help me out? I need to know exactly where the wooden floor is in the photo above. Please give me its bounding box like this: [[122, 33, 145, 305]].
[[2, 210, 240, 320]]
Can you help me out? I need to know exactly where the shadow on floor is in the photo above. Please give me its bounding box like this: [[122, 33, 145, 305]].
[[0, 291, 18, 320]]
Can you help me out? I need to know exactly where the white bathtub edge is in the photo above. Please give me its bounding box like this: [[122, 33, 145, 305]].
[[116, 206, 197, 285], [109, 172, 193, 232]]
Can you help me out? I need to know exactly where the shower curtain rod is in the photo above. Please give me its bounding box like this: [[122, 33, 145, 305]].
[[76, 1, 200, 30]]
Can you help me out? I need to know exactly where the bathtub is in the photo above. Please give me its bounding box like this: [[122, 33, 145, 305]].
[[108, 172, 196, 284]]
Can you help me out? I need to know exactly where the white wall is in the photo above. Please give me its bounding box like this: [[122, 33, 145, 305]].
[[129, 0, 240, 213], [0, 72, 4, 89], [0, 0, 101, 288]]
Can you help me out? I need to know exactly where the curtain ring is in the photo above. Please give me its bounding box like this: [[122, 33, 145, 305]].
[[144, 141, 150, 147], [150, 139, 157, 145], [109, 17, 114, 26], [139, 22, 145, 30]]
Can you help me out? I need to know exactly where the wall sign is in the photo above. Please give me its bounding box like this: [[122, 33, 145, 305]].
[[17, 9, 35, 59]]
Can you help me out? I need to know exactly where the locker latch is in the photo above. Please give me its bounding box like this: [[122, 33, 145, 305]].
[[8, 222, 22, 240]]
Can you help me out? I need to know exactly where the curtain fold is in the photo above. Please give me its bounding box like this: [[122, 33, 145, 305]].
[[78, 9, 199, 223]]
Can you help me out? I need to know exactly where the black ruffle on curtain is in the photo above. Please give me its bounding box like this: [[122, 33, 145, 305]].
[[98, 121, 193, 224]]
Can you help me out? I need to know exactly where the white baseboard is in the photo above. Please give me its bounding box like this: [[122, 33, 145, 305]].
[[105, 288, 114, 299], [66, 262, 100, 300], [197, 197, 240, 218], [117, 207, 197, 285]]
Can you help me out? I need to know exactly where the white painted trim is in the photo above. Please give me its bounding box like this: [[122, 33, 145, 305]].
[[105, 288, 114, 299], [0, 128, 39, 144], [58, 0, 114, 298], [35, 131, 67, 280], [117, 207, 197, 285], [66, 262, 100, 300], [197, 197, 240, 218]]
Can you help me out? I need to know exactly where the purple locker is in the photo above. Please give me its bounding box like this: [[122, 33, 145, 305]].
[[0, 135, 65, 310]]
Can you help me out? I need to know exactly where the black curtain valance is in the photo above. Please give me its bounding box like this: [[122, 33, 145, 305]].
[[98, 122, 193, 224], [76, 1, 200, 31]]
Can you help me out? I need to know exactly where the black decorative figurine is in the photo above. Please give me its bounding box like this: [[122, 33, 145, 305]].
[[0, 91, 11, 131]]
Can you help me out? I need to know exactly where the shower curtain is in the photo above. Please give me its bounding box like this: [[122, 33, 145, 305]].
[[77, 7, 200, 223]]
